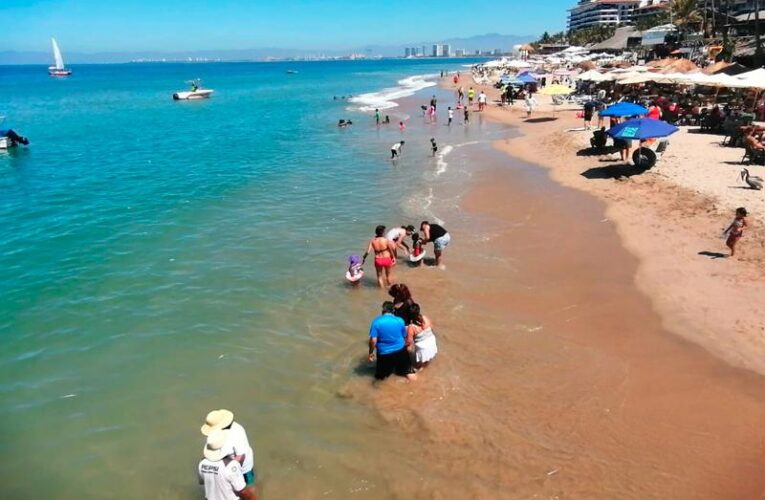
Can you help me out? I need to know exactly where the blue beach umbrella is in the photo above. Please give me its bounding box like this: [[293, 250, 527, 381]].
[[500, 75, 523, 86], [600, 102, 649, 117], [607, 118, 678, 141]]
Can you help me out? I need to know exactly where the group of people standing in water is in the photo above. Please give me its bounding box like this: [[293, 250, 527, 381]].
[[360, 221, 450, 288], [350, 222, 450, 381], [368, 284, 438, 381]]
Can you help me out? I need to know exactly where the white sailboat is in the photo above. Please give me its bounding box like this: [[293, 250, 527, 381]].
[[48, 38, 72, 77]]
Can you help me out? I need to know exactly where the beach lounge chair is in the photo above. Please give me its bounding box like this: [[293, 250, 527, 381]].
[[741, 144, 765, 165]]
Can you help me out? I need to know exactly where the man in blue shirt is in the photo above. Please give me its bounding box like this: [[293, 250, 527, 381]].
[[368, 301, 416, 381]]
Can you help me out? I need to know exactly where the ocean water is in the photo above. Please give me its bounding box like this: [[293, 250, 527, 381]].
[[0, 59, 502, 498]]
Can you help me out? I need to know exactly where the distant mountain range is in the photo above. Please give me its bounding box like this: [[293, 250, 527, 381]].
[[0, 33, 535, 64]]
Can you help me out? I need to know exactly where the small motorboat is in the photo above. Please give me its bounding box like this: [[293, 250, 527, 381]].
[[48, 37, 72, 77], [286, 70, 298, 74], [0, 116, 29, 149], [173, 79, 214, 100]]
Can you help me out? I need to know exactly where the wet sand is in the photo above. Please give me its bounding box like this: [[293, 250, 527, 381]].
[[342, 86, 765, 498]]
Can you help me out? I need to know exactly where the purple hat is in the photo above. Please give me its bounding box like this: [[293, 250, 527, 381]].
[[349, 255, 361, 265]]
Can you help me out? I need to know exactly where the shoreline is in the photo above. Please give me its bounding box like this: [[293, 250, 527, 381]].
[[453, 75, 765, 377]]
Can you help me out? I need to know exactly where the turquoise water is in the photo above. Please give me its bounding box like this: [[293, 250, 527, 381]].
[[0, 59, 499, 497]]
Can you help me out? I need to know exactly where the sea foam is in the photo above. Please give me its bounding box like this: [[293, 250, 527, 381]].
[[349, 74, 438, 112]]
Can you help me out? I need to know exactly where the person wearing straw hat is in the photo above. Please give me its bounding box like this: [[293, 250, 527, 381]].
[[198, 429, 257, 500], [201, 409, 256, 488]]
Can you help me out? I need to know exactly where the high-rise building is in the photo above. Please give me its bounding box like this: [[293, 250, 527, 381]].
[[432, 44, 441, 57], [421, 46, 428, 57], [567, 0, 641, 32], [404, 48, 412, 57], [493, 49, 502, 55], [441, 44, 451, 57], [455, 49, 465, 57]]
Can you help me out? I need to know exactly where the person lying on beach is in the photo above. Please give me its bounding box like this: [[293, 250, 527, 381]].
[[406, 303, 438, 370], [368, 301, 416, 381], [431, 138, 438, 156], [386, 225, 414, 257], [420, 221, 450, 267], [391, 141, 405, 159], [723, 207, 748, 257], [363, 225, 397, 288]]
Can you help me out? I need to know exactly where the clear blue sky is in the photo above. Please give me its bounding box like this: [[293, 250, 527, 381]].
[[1, 0, 571, 52]]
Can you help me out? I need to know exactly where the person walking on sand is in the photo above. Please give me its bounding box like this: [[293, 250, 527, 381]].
[[464, 107, 469, 124], [375, 108, 381, 125], [391, 140, 404, 159], [448, 107, 454, 126], [478, 91, 487, 111], [200, 409, 257, 489], [420, 221, 450, 267], [524, 94, 537, 119], [428, 105, 436, 123], [467, 87, 475, 106], [723, 207, 748, 257], [368, 301, 417, 381], [458, 86, 465, 104], [406, 303, 438, 369], [430, 95, 437, 112], [198, 429, 257, 500], [430, 137, 438, 156], [364, 225, 397, 288]]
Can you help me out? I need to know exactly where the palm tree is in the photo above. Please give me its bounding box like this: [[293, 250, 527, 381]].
[[671, 0, 703, 30]]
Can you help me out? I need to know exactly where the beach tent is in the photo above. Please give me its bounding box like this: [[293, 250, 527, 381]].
[[518, 73, 538, 84], [600, 102, 649, 117]]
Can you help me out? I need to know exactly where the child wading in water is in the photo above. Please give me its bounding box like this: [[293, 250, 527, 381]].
[[430, 138, 438, 157], [410, 232, 425, 266], [723, 207, 748, 257]]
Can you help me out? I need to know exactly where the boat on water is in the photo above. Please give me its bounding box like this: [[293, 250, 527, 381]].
[[173, 79, 214, 100], [0, 116, 30, 149], [286, 70, 298, 74], [48, 38, 72, 77]]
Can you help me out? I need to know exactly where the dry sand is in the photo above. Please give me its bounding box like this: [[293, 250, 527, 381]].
[[464, 77, 765, 377]]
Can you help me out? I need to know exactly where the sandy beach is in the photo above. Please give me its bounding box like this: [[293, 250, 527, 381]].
[[462, 77, 765, 377], [334, 75, 765, 499]]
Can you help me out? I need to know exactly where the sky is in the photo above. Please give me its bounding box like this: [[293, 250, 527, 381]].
[[1, 0, 571, 53]]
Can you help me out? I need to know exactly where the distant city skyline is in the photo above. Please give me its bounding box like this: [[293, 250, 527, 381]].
[[1, 0, 569, 53]]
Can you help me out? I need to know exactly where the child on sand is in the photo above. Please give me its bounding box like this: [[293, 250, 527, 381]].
[[430, 138, 438, 157], [448, 107, 453, 126], [399, 121, 406, 132], [723, 207, 748, 257]]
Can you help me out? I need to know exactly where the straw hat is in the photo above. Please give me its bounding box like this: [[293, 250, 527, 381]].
[[203, 429, 232, 462], [200, 409, 234, 436]]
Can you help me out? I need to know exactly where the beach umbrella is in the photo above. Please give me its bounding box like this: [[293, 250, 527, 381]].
[[538, 84, 572, 96], [607, 118, 678, 168], [607, 118, 678, 141], [599, 102, 648, 117]]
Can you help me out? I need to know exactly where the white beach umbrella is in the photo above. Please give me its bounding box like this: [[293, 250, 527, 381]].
[[735, 68, 765, 89], [577, 70, 614, 82], [507, 59, 532, 69]]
